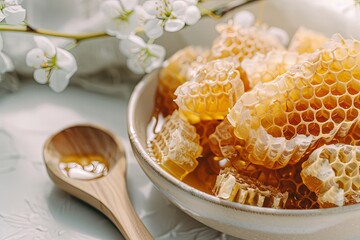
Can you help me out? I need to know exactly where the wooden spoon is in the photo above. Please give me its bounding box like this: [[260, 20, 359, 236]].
[[43, 124, 153, 240]]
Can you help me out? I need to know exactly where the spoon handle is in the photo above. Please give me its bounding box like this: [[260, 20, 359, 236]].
[[97, 176, 153, 240]]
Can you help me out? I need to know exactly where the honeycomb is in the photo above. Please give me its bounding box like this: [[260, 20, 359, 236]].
[[210, 23, 285, 90], [301, 144, 360, 208], [237, 160, 319, 209], [148, 110, 203, 180], [155, 46, 209, 116], [194, 120, 221, 156], [241, 50, 309, 88], [289, 26, 328, 54], [175, 60, 244, 124], [211, 23, 285, 64], [209, 118, 240, 159], [228, 34, 360, 169], [213, 167, 289, 208]]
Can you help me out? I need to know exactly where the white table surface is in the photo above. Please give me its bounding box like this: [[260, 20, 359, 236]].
[[0, 80, 238, 240]]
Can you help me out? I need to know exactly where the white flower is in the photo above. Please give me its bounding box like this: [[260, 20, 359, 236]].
[[267, 27, 289, 46], [0, 34, 15, 75], [101, 0, 142, 39], [143, 0, 201, 39], [233, 11, 255, 28], [26, 36, 77, 92], [0, 0, 26, 25], [120, 35, 165, 74]]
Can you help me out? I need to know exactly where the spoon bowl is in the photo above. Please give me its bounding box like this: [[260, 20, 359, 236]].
[[43, 124, 153, 240]]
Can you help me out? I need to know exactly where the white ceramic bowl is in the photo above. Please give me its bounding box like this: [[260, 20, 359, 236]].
[[128, 71, 360, 240]]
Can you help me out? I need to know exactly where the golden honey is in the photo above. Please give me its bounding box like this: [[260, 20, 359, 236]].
[[59, 154, 108, 180], [147, 18, 360, 210]]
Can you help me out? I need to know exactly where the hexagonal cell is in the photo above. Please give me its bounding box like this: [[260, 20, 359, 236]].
[[301, 110, 315, 122], [331, 109, 346, 123], [342, 56, 357, 70], [347, 80, 360, 95], [330, 61, 343, 73], [331, 82, 346, 96], [315, 84, 330, 97], [323, 96, 337, 110], [315, 109, 330, 122], [345, 162, 358, 177], [308, 123, 321, 136], [337, 71, 352, 83], [346, 109, 359, 121], [310, 98, 323, 110], [351, 66, 360, 80], [339, 95, 353, 109], [295, 99, 310, 111]]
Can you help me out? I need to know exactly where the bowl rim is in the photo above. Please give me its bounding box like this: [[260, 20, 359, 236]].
[[127, 71, 360, 217]]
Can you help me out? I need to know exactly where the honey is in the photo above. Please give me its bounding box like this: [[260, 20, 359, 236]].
[[59, 154, 108, 180], [228, 34, 360, 169], [146, 13, 360, 210]]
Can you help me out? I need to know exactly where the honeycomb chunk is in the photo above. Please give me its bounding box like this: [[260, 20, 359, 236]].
[[194, 120, 221, 156], [213, 167, 288, 208], [289, 27, 328, 54], [211, 23, 285, 64], [156, 46, 209, 116], [241, 50, 309, 88], [175, 60, 244, 124], [148, 110, 203, 180], [301, 144, 360, 208], [210, 23, 285, 90], [209, 118, 240, 159], [209, 120, 318, 209], [228, 34, 360, 169]]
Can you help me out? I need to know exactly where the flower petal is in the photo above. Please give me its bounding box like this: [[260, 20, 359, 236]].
[[119, 35, 146, 56], [101, 1, 123, 18], [127, 57, 145, 74], [128, 34, 146, 48], [0, 52, 15, 74], [183, 5, 200, 25], [145, 44, 165, 73], [172, 1, 187, 17], [3, 6, 26, 25], [164, 18, 185, 32], [26, 48, 46, 68], [34, 36, 56, 58], [0, 11, 6, 23], [183, 0, 198, 5], [134, 5, 151, 24], [56, 48, 77, 73], [49, 69, 71, 92], [122, 0, 138, 11], [33, 69, 48, 84], [5, 0, 23, 5], [267, 27, 289, 46], [148, 44, 166, 61], [233, 10, 255, 28], [115, 12, 138, 39], [144, 19, 164, 39], [143, 0, 159, 16]]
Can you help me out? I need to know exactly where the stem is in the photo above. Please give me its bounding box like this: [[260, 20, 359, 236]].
[[0, 24, 108, 42], [203, 0, 260, 18]]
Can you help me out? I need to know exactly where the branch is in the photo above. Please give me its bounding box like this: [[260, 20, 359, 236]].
[[0, 24, 108, 42], [206, 0, 260, 18]]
